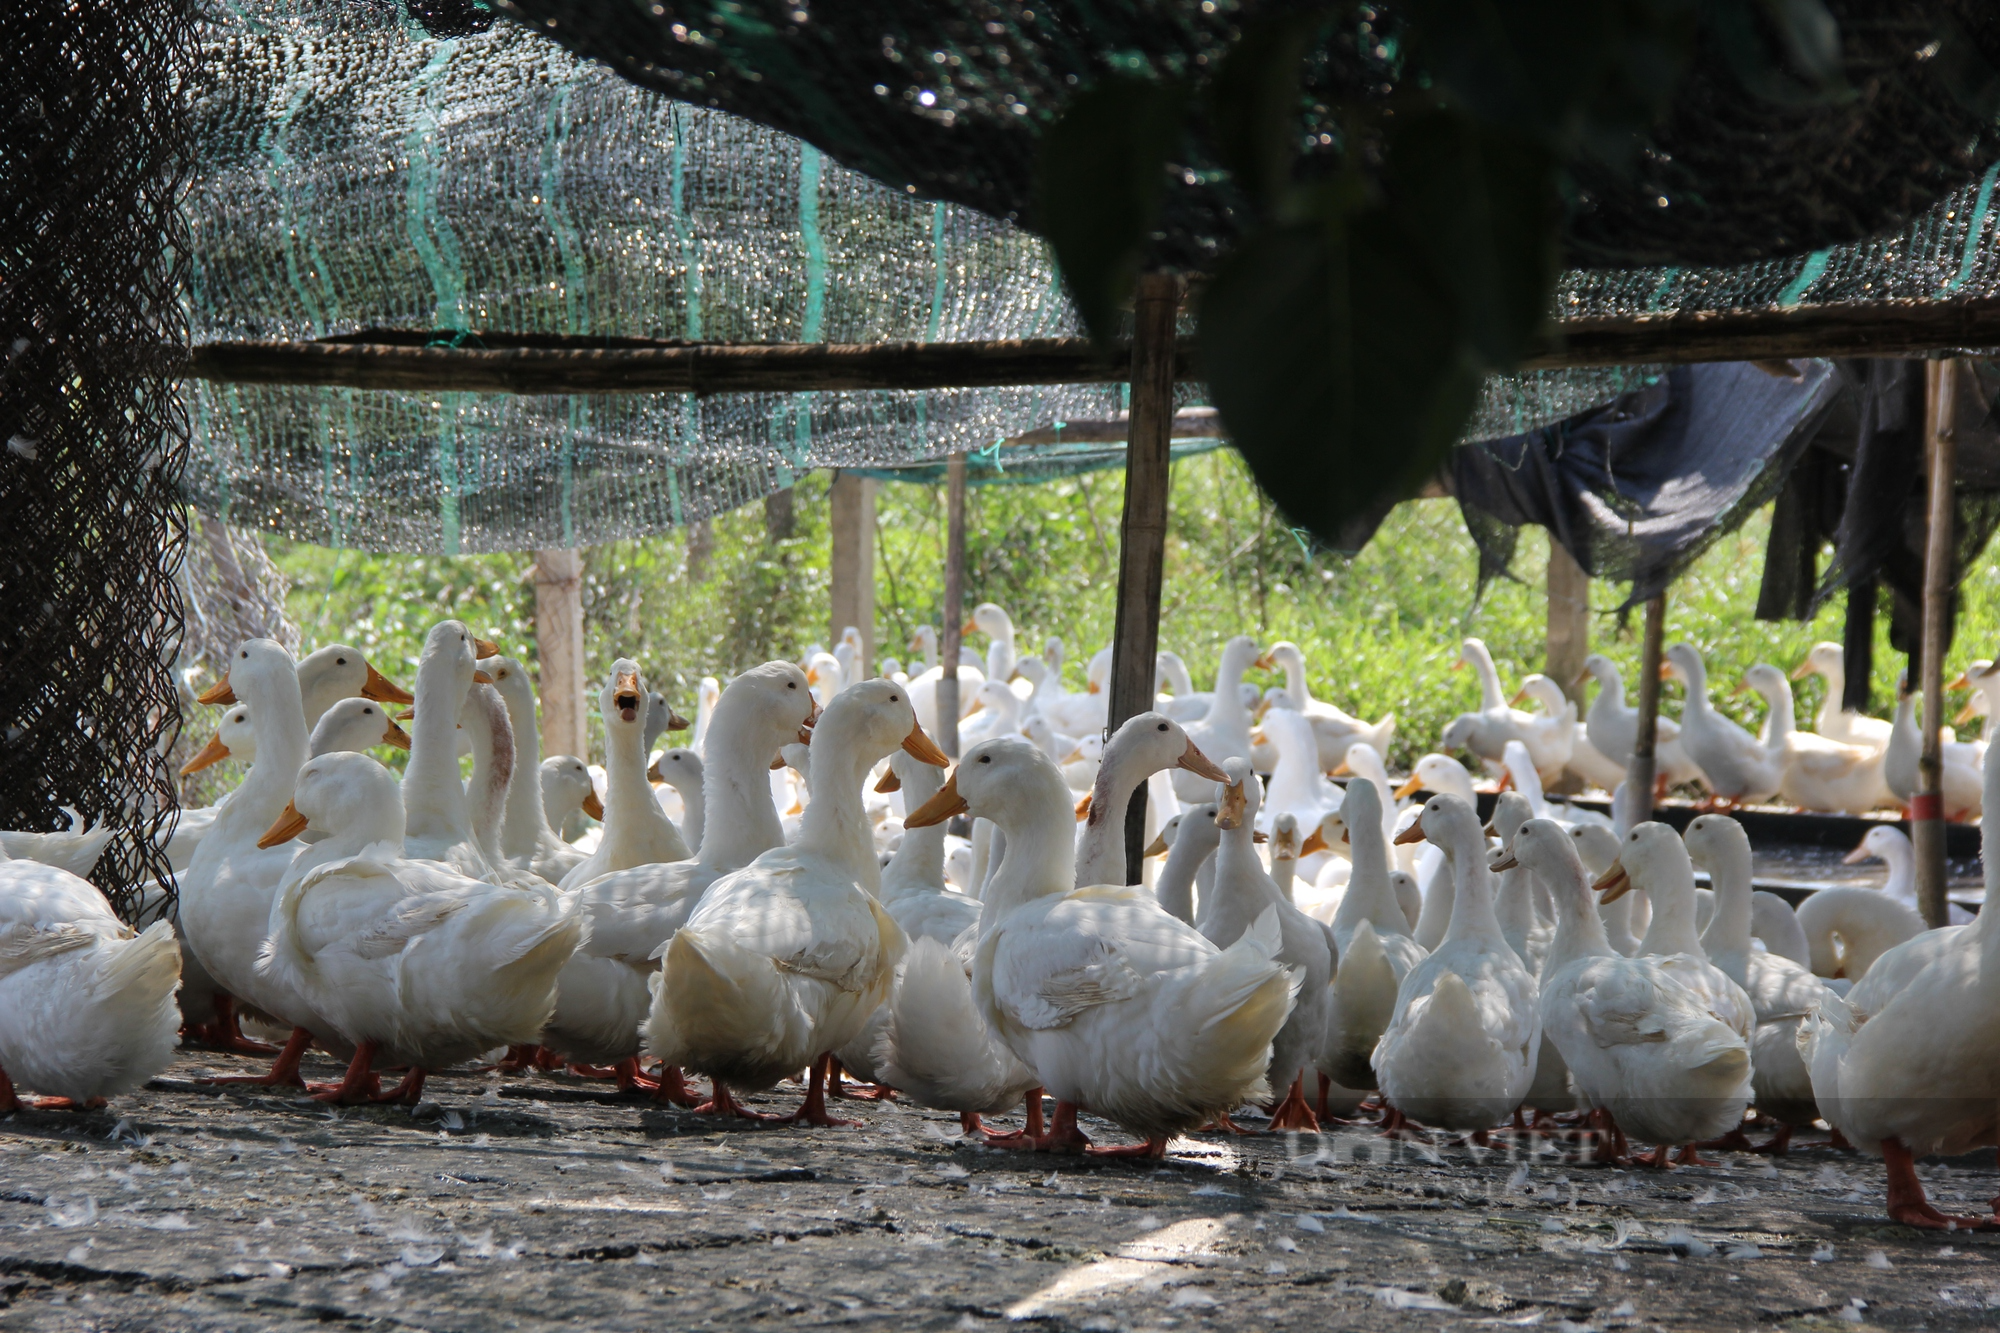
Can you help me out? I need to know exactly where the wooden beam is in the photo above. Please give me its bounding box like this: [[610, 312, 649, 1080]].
[[1545, 535, 1590, 706], [532, 548, 589, 763], [1914, 357, 1959, 928], [1622, 593, 1667, 833], [1108, 274, 1183, 884], [185, 295, 2000, 396], [936, 452, 969, 760], [827, 470, 875, 675]]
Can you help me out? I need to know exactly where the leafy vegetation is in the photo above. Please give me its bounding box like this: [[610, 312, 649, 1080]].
[[249, 449, 2000, 777]]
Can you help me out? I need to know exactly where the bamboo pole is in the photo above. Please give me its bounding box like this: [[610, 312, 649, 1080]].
[[1622, 594, 1667, 833], [1108, 274, 1183, 883], [1914, 358, 1958, 928], [937, 452, 969, 760], [827, 470, 875, 675], [532, 548, 589, 762]]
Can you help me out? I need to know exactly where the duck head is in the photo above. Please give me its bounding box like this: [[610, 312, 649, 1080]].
[[310, 696, 412, 759], [540, 755, 602, 821], [1214, 756, 1259, 830], [298, 643, 414, 708], [259, 749, 406, 850], [1106, 711, 1227, 789], [1593, 820, 1688, 903], [1495, 816, 1581, 880], [181, 703, 257, 775], [1793, 641, 1844, 683], [906, 735, 1064, 832], [1394, 791, 1482, 859]]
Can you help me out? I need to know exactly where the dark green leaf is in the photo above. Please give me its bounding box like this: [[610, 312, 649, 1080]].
[[1382, 109, 1559, 368], [1206, 11, 1325, 219], [1197, 216, 1483, 550], [1033, 76, 1189, 343]]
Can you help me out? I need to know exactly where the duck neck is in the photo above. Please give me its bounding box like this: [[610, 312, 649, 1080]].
[[1412, 853, 1455, 949], [1333, 810, 1403, 939], [1077, 734, 1160, 887], [225, 663, 310, 841], [1815, 662, 1846, 732], [603, 714, 682, 863], [1696, 840, 1754, 985], [1156, 825, 1216, 924], [1678, 657, 1712, 716], [697, 700, 790, 872], [980, 775, 1081, 933], [797, 724, 887, 894], [1636, 877, 1706, 958], [1215, 820, 1271, 904], [401, 656, 472, 842], [1877, 837, 1916, 906], [1544, 857, 1614, 971], [1441, 832, 1505, 946], [882, 762, 947, 902], [1279, 652, 1310, 710], [497, 682, 549, 859], [463, 684, 514, 865], [1760, 680, 1796, 746], [1468, 644, 1507, 713], [1588, 666, 1626, 725], [671, 774, 705, 855], [1494, 861, 1537, 948]]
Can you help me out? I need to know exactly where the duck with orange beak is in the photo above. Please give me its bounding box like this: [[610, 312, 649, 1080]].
[[556, 659, 692, 891]]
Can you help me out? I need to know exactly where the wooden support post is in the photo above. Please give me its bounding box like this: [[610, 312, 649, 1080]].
[[828, 470, 876, 675], [1622, 593, 1667, 833], [532, 548, 589, 762], [1108, 274, 1182, 883], [1546, 536, 1589, 705], [1914, 357, 1958, 928], [937, 452, 969, 759]]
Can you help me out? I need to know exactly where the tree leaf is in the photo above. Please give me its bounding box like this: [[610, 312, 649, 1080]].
[[1197, 215, 1483, 549], [1033, 76, 1189, 344], [1205, 10, 1325, 219]]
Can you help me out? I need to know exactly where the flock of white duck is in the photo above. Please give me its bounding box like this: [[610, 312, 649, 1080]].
[[0, 604, 1995, 1230]]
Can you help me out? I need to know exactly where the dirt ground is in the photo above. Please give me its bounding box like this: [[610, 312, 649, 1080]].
[[1, 1049, 1995, 1332]]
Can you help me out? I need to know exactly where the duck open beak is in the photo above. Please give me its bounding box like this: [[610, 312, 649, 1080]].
[[1176, 740, 1229, 783], [582, 790, 605, 820], [1300, 828, 1329, 855], [197, 675, 236, 706], [474, 637, 500, 658], [901, 721, 950, 767], [1789, 661, 1813, 681], [1593, 860, 1633, 902], [1394, 773, 1424, 800], [257, 801, 309, 848], [905, 772, 967, 828], [362, 662, 414, 704], [1216, 781, 1248, 830], [179, 733, 233, 776], [874, 767, 902, 793], [1393, 812, 1428, 845], [613, 670, 642, 722], [382, 718, 412, 751]]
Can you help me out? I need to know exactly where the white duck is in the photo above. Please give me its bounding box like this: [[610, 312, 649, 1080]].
[[1578, 653, 1704, 789], [397, 622, 504, 880], [256, 751, 582, 1104], [1844, 825, 1975, 925], [558, 660, 690, 890], [1174, 636, 1267, 803], [1752, 890, 1813, 969], [871, 750, 1041, 1137], [1664, 643, 1781, 807], [1153, 650, 1211, 722], [1439, 638, 1537, 771], [1603, 822, 1757, 1047], [0, 808, 114, 880], [649, 747, 705, 853], [1743, 663, 1891, 815], [1197, 758, 1333, 1130], [1684, 813, 1830, 1151], [964, 602, 1019, 686], [1487, 792, 1551, 973], [1798, 727, 2000, 1229], [1883, 679, 1982, 817], [1251, 706, 1341, 837], [903, 625, 985, 736], [1075, 712, 1227, 888], [479, 656, 588, 883], [1045, 645, 1110, 736], [1320, 778, 1427, 1092], [293, 643, 414, 731], [1514, 673, 1624, 791], [690, 675, 722, 753], [0, 844, 181, 1110], [1790, 642, 1893, 752], [176, 637, 343, 1086], [165, 703, 261, 871], [1567, 824, 1640, 956], [1376, 793, 1540, 1132], [544, 662, 815, 1083], [1502, 819, 1752, 1167], [644, 680, 938, 1124], [1264, 640, 1395, 768], [909, 736, 1297, 1156], [1148, 802, 1221, 926], [1795, 886, 1926, 982], [957, 677, 1027, 751]]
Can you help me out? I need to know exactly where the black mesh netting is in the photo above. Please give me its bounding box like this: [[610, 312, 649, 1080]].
[[1, 0, 196, 917], [489, 0, 2000, 271]]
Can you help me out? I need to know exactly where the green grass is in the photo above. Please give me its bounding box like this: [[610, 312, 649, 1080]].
[[242, 449, 1999, 776]]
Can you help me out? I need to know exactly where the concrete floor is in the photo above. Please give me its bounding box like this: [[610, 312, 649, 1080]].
[[2, 1049, 1995, 1332]]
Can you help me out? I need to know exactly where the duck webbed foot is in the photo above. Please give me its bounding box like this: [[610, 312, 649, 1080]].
[[769, 1056, 863, 1129], [1265, 1075, 1321, 1132], [826, 1058, 897, 1102], [205, 1028, 313, 1088], [307, 1040, 383, 1104], [1882, 1139, 2000, 1230], [185, 994, 280, 1055], [649, 1064, 701, 1107], [689, 1077, 783, 1121]]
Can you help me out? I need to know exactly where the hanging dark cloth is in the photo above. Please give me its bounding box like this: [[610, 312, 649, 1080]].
[[1451, 360, 1844, 609]]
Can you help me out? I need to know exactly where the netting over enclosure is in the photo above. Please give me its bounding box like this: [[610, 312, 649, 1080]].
[[3, 0, 195, 913], [186, 3, 1140, 553]]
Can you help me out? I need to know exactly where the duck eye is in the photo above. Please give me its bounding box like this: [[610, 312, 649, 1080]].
[[890, 695, 899, 703], [979, 755, 991, 763], [788, 681, 797, 689], [1157, 723, 1168, 731]]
